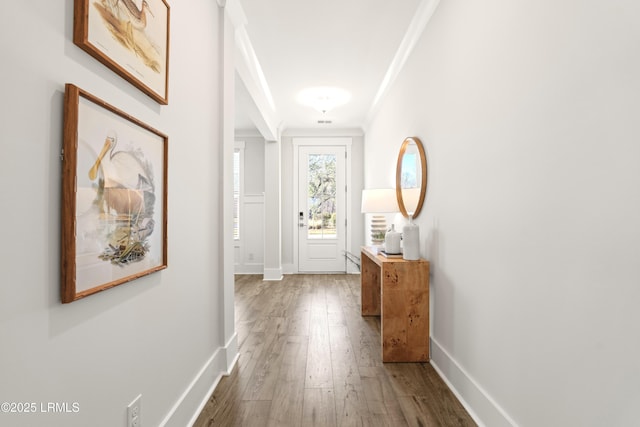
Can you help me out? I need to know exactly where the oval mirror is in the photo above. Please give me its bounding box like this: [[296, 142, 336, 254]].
[[396, 137, 427, 219]]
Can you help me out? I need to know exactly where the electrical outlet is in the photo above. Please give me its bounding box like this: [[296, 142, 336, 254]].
[[127, 394, 142, 427]]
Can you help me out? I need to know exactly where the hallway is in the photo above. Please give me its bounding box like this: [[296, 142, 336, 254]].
[[194, 275, 475, 426]]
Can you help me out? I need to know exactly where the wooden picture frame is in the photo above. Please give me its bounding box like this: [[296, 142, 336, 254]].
[[62, 84, 168, 303], [74, 0, 170, 104]]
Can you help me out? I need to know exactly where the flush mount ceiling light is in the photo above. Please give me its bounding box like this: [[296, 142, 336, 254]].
[[297, 86, 351, 114]]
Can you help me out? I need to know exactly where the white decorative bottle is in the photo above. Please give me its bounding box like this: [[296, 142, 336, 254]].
[[384, 224, 402, 254], [402, 216, 420, 260]]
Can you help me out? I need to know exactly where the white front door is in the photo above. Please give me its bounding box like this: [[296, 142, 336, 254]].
[[297, 145, 347, 272]]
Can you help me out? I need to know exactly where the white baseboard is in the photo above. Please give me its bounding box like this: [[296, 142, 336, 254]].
[[281, 264, 359, 275], [430, 337, 518, 427], [160, 333, 239, 427], [224, 334, 239, 373], [263, 267, 283, 281]]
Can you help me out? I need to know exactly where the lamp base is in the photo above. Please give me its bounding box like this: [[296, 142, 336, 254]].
[[370, 215, 386, 245]]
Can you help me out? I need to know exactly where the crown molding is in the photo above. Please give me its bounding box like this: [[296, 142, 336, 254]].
[[220, 0, 279, 140], [219, 0, 247, 29], [282, 128, 364, 138], [364, 0, 441, 130]]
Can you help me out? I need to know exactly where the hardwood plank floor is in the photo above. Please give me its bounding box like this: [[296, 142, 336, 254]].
[[193, 274, 476, 427]]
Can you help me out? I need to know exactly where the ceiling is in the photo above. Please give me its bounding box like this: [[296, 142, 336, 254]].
[[235, 0, 423, 133]]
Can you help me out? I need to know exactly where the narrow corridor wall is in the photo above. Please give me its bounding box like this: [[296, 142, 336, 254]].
[[365, 1, 640, 425]]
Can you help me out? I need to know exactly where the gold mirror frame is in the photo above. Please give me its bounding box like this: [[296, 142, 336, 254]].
[[396, 136, 427, 219]]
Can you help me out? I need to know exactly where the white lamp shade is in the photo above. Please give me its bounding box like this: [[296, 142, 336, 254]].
[[361, 188, 399, 213]]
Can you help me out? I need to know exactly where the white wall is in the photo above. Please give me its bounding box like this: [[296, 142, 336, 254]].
[[0, 2, 235, 426], [365, 1, 640, 426], [234, 136, 265, 273], [244, 138, 266, 195]]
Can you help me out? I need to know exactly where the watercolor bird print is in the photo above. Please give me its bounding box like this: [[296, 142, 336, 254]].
[[88, 132, 156, 265], [92, 0, 163, 73]]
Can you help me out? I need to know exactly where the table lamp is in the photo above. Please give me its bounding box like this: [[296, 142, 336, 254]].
[[361, 188, 399, 246]]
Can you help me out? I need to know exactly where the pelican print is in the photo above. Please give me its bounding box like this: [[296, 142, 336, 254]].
[[89, 132, 156, 265]]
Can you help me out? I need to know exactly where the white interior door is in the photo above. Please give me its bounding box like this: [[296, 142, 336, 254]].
[[297, 145, 346, 272]]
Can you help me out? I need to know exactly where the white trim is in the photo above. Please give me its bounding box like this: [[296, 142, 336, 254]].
[[160, 334, 239, 427], [224, 333, 239, 374], [235, 128, 264, 138], [293, 137, 353, 147], [291, 142, 299, 273], [282, 128, 364, 137], [235, 28, 279, 140], [219, 0, 247, 29], [220, 5, 239, 413], [224, 0, 279, 140], [244, 193, 264, 202], [234, 142, 245, 244], [365, 0, 441, 128], [262, 139, 283, 279], [430, 337, 518, 427], [235, 28, 276, 112], [263, 267, 283, 281], [345, 142, 352, 275]]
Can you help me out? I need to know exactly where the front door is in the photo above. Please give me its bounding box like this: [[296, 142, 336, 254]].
[[297, 145, 347, 272]]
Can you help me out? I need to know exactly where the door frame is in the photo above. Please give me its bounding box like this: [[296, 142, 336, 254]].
[[293, 137, 352, 273]]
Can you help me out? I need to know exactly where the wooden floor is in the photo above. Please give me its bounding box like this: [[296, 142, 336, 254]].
[[193, 274, 476, 427]]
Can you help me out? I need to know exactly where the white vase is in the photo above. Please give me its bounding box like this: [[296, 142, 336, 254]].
[[384, 224, 402, 254], [402, 217, 420, 260]]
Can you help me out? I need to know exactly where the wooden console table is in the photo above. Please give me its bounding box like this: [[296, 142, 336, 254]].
[[361, 246, 430, 362]]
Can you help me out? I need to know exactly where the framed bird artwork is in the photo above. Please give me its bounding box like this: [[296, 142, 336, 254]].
[[61, 84, 168, 303], [73, 0, 170, 104]]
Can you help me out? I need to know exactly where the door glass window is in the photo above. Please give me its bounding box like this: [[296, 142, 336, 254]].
[[307, 154, 337, 239]]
